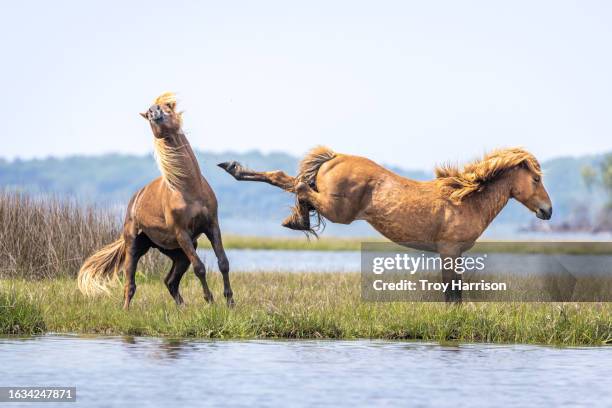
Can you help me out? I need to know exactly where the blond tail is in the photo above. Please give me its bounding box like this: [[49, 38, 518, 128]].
[[297, 146, 336, 188], [294, 146, 337, 236], [77, 237, 126, 296]]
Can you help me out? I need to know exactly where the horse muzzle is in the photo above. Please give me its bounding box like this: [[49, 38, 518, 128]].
[[536, 206, 553, 220]]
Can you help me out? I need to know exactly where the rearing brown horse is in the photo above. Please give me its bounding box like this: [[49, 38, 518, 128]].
[[219, 146, 552, 301], [78, 92, 233, 308]]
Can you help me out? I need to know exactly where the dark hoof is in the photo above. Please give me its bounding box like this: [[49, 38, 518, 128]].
[[226, 298, 236, 308], [217, 161, 233, 170], [281, 213, 310, 231], [218, 161, 241, 177]]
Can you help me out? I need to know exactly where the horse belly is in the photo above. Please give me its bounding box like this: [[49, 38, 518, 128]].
[[141, 227, 180, 250]]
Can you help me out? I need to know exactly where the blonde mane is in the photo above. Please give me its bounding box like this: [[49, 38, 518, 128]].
[[434, 147, 542, 202], [151, 92, 188, 190]]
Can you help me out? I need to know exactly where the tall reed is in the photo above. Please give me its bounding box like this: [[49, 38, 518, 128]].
[[0, 190, 166, 279]]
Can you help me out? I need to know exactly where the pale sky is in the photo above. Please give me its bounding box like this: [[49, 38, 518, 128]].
[[1, 1, 611, 169]]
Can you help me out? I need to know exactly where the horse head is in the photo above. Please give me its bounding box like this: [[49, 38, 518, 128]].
[[510, 165, 553, 220], [140, 92, 183, 138]]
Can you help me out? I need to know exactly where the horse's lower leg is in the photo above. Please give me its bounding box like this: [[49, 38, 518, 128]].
[[122, 234, 151, 310], [161, 249, 190, 305], [205, 221, 234, 307], [281, 200, 311, 231], [295, 181, 339, 220], [441, 254, 462, 303], [218, 161, 312, 230], [217, 161, 296, 191], [176, 231, 213, 303]]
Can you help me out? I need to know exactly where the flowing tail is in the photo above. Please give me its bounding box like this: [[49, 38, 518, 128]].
[[77, 237, 126, 296], [297, 146, 336, 187], [292, 146, 337, 236]]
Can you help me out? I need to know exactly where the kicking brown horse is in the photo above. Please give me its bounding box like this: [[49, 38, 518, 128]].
[[219, 146, 552, 302], [78, 92, 233, 308]]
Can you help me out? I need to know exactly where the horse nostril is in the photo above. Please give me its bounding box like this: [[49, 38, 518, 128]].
[[536, 206, 552, 220]]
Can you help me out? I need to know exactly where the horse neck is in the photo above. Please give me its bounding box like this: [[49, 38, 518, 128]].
[[156, 131, 203, 191], [172, 132, 202, 175], [467, 173, 514, 229]]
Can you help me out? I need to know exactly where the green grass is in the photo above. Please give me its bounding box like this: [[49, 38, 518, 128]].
[[199, 235, 612, 254], [0, 286, 46, 335], [2, 273, 611, 345]]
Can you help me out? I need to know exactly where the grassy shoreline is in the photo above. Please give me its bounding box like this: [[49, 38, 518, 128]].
[[2, 273, 611, 345]]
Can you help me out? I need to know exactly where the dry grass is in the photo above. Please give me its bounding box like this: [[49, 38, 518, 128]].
[[0, 190, 166, 279]]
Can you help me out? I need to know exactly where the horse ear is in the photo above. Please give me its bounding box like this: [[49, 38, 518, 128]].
[[140, 112, 148, 120]]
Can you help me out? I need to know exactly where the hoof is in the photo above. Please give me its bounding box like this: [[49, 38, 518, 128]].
[[281, 213, 310, 231], [226, 298, 236, 308], [218, 161, 241, 178]]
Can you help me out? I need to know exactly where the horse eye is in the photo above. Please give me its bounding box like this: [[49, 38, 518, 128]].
[[533, 176, 541, 183]]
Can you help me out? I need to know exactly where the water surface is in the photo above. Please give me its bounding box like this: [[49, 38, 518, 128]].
[[199, 249, 360, 272], [1, 336, 611, 407], [199, 249, 612, 276]]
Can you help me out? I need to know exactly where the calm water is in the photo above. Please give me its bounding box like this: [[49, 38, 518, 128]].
[[199, 249, 612, 276], [1, 336, 611, 407], [198, 249, 361, 272]]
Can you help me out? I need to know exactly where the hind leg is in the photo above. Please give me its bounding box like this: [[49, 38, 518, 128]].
[[122, 234, 152, 310], [218, 161, 311, 231], [160, 249, 190, 305], [218, 161, 296, 191], [280, 182, 328, 231], [293, 182, 356, 224]]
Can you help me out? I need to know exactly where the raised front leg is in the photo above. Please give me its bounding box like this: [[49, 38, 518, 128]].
[[176, 231, 214, 303]]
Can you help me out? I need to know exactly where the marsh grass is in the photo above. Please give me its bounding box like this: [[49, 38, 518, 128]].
[[0, 190, 167, 279], [0, 191, 118, 279], [2, 273, 611, 345], [0, 285, 45, 334]]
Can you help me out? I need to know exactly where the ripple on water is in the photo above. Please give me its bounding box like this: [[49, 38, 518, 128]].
[[0, 336, 611, 407]]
